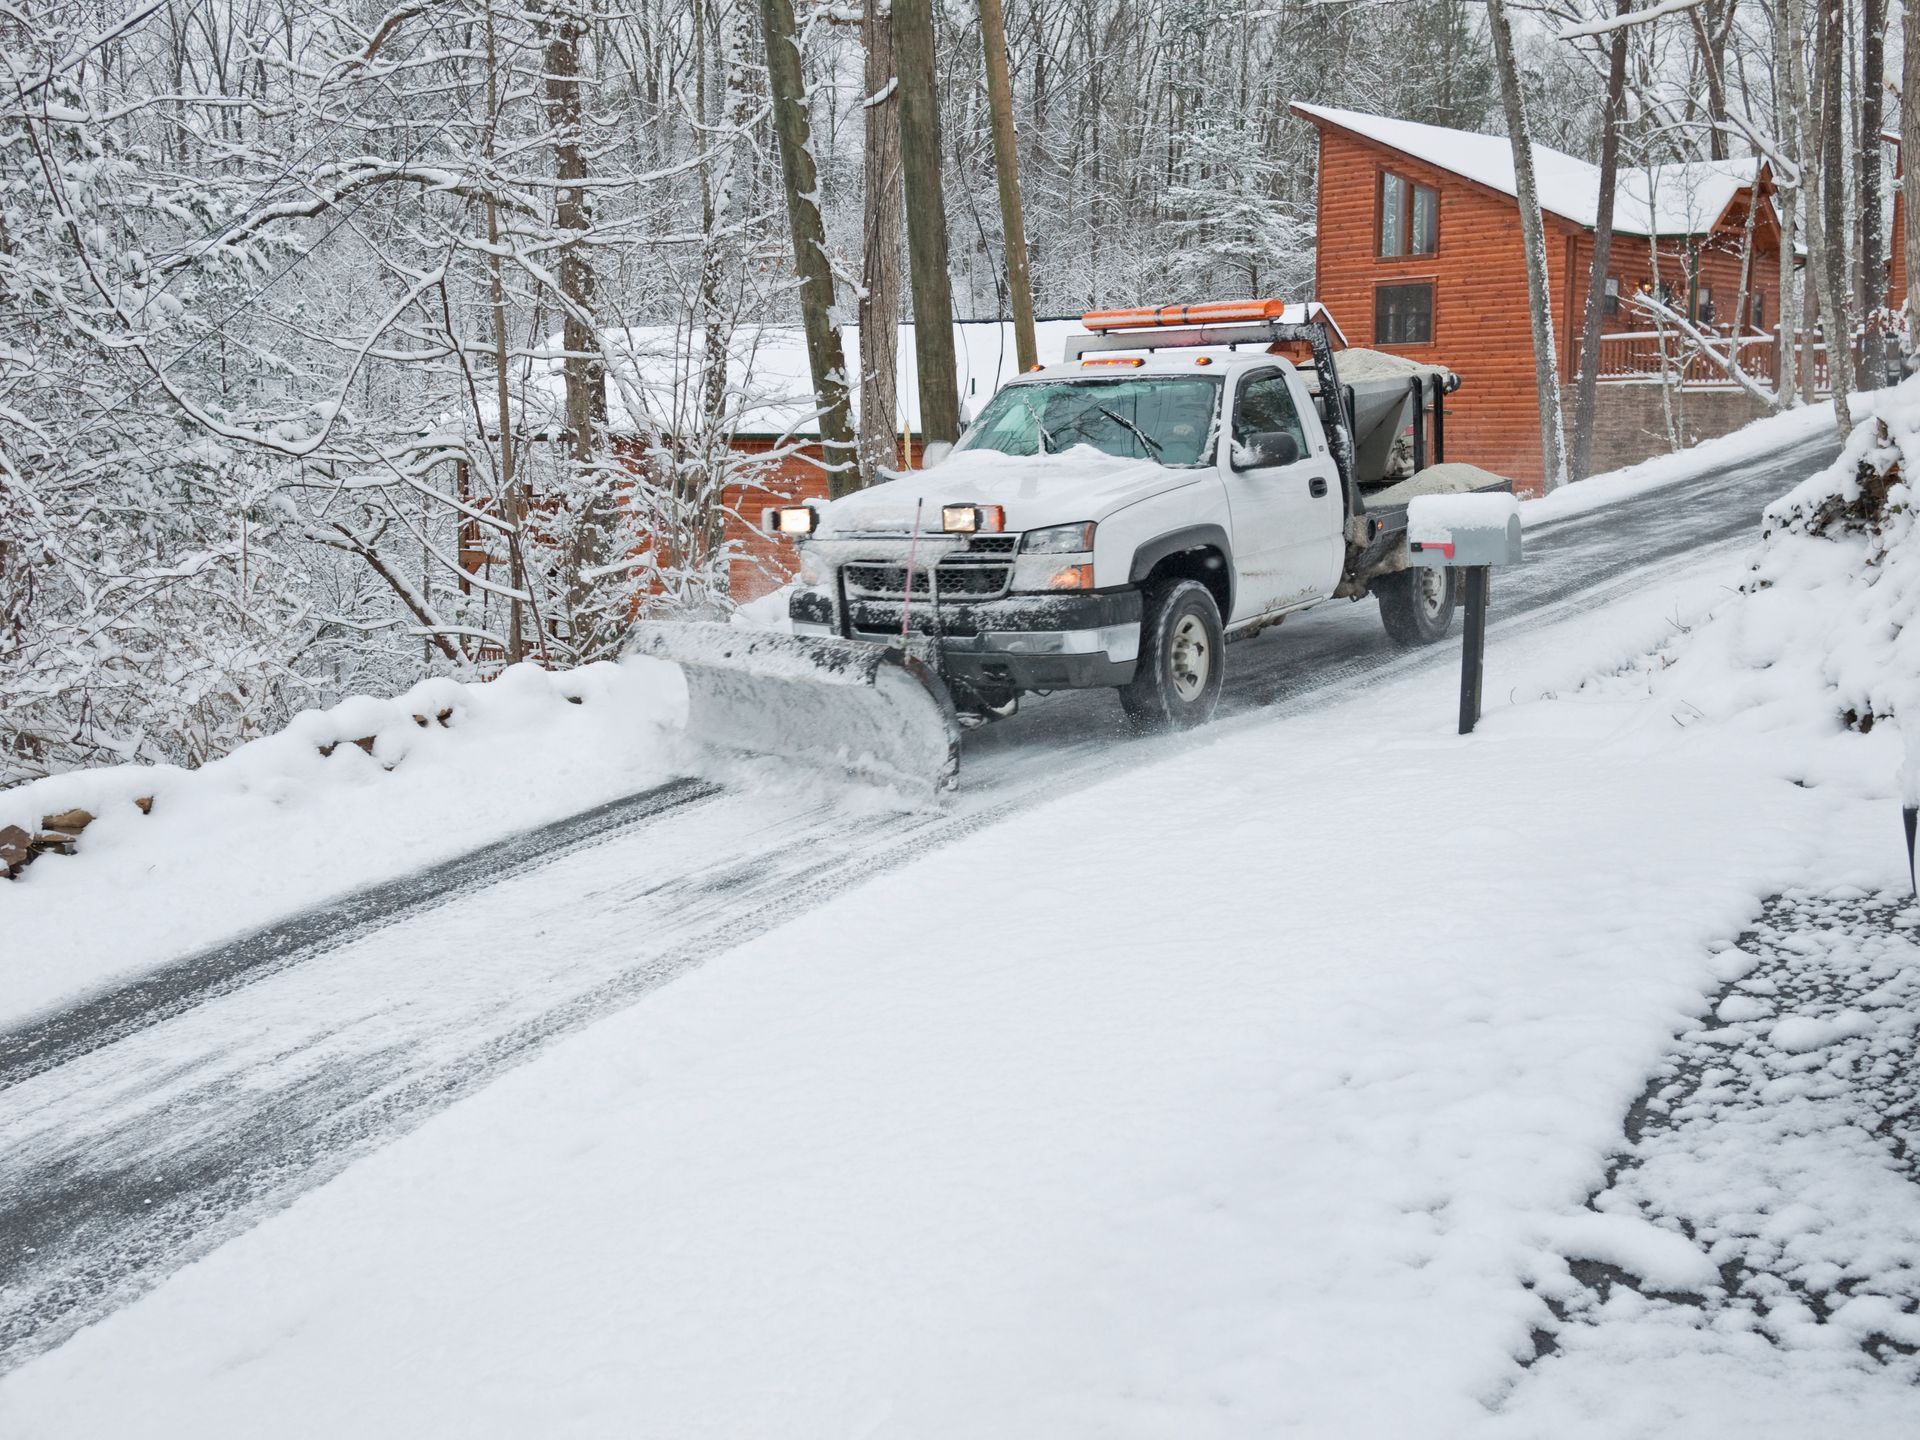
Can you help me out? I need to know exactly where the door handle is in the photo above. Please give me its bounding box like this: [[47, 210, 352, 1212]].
[[1309, 477, 1329, 498]]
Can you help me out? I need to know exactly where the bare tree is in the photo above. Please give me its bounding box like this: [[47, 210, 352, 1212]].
[[893, 0, 961, 447], [1905, 0, 1920, 359], [1570, 0, 1633, 483], [758, 0, 859, 493], [1488, 0, 1569, 490], [1857, 0, 1887, 388], [979, 0, 1037, 373], [858, 0, 904, 484], [1810, 0, 1856, 430]]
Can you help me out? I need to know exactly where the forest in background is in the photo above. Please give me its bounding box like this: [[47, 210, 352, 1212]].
[[0, 0, 1901, 782]]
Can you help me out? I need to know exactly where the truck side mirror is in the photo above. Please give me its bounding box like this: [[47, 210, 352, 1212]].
[[1232, 431, 1300, 471]]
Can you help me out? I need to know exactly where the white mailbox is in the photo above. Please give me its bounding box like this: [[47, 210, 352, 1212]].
[[1401, 491, 1524, 736], [1406, 492, 1523, 569]]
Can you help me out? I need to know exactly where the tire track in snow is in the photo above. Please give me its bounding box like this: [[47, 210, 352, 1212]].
[[0, 430, 1838, 1373], [0, 777, 723, 1089]]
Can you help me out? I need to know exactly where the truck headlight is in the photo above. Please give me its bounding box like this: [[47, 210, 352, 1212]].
[[942, 504, 1005, 534], [1021, 522, 1096, 553]]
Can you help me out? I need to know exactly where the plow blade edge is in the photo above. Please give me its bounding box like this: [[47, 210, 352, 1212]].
[[628, 621, 962, 792]]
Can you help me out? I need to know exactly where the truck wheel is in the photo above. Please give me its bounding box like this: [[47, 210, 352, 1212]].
[[1376, 566, 1457, 646], [1119, 580, 1225, 731]]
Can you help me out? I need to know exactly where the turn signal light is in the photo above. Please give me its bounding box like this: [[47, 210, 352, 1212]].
[[763, 505, 817, 536], [1046, 564, 1095, 590], [942, 504, 1005, 534]]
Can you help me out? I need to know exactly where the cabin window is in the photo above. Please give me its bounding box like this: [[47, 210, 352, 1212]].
[[1751, 292, 1766, 330], [1375, 283, 1434, 344], [1696, 287, 1716, 326], [1604, 277, 1620, 315], [1379, 171, 1438, 257]]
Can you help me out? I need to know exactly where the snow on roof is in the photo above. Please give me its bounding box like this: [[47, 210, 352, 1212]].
[[586, 319, 1095, 440], [1290, 103, 1761, 239]]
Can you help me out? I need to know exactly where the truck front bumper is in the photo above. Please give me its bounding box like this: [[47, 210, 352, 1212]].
[[789, 587, 1142, 691]]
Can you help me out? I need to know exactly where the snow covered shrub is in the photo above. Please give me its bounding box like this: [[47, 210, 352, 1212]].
[[1745, 388, 1920, 733]]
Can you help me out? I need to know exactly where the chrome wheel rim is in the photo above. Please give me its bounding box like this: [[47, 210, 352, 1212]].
[[1169, 613, 1210, 701], [1417, 568, 1447, 618]]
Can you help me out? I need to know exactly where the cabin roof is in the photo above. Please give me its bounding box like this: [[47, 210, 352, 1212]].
[[1290, 102, 1764, 239]]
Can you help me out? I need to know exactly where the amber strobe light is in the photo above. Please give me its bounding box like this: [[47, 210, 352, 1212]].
[[941, 504, 1005, 534], [1081, 299, 1294, 332]]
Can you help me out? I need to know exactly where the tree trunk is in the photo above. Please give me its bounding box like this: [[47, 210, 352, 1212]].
[[698, 0, 752, 430], [1571, 0, 1631, 484], [1775, 0, 1800, 403], [892, 0, 962, 448], [758, 0, 859, 492], [1905, 0, 1920, 359], [857, 0, 903, 485], [483, 2, 526, 664], [978, 0, 1036, 373], [1486, 0, 1567, 491], [536, 0, 603, 461], [1813, 0, 1856, 431], [1858, 0, 1886, 387]]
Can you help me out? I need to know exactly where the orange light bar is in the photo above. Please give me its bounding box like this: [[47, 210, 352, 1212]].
[[1080, 356, 1145, 368], [1081, 299, 1294, 332]]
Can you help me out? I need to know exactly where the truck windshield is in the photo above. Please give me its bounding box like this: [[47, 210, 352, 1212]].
[[955, 376, 1221, 468]]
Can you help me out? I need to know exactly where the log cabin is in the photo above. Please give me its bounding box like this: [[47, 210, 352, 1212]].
[[1290, 102, 1807, 491]]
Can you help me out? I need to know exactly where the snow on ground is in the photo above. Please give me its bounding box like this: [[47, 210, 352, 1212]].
[[1486, 893, 1920, 1439], [1520, 393, 1863, 528], [4, 390, 1917, 1435], [0, 660, 685, 1028]]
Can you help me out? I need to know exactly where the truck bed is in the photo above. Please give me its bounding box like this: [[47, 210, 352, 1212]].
[[1359, 461, 1512, 514]]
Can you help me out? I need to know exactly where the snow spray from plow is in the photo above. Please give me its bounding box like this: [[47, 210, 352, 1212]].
[[627, 622, 963, 794]]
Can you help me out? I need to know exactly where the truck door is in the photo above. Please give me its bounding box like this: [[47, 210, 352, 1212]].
[[1221, 367, 1345, 620]]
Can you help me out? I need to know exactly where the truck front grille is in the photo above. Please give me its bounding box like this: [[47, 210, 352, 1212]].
[[841, 535, 1015, 600]]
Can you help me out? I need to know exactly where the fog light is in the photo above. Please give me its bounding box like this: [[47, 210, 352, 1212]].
[[763, 505, 817, 536]]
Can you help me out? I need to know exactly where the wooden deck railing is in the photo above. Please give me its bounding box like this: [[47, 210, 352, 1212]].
[[1595, 329, 1859, 392]]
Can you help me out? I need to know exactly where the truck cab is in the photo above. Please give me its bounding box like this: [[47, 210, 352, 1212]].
[[781, 302, 1509, 730]]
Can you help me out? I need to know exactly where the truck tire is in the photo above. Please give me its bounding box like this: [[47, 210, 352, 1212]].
[[1376, 566, 1457, 646], [1119, 579, 1225, 731]]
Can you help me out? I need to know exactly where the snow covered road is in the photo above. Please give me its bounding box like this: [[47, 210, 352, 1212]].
[[0, 421, 1847, 1378]]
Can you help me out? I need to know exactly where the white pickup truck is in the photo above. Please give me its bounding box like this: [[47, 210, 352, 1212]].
[[776, 305, 1513, 731]]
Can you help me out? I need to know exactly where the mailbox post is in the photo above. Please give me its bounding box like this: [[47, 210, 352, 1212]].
[[1405, 493, 1523, 735]]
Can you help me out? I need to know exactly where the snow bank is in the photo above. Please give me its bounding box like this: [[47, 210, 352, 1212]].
[[0, 660, 685, 1027], [1520, 398, 1848, 528]]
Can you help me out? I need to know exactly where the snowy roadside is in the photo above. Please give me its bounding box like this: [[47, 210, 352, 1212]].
[[2, 392, 1913, 1435], [0, 661, 687, 1028], [1517, 391, 1863, 528]]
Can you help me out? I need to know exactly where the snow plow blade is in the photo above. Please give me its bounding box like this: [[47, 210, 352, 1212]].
[[628, 621, 962, 793]]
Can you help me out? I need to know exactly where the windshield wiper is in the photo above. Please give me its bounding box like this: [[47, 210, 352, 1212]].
[[1095, 405, 1164, 458], [1015, 393, 1056, 454]]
